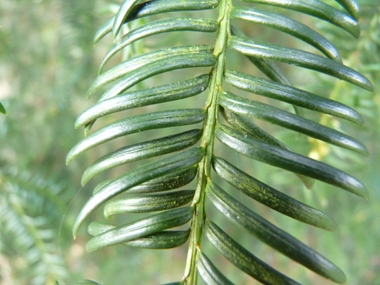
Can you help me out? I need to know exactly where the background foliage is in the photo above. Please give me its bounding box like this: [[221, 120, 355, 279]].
[[0, 0, 379, 284]]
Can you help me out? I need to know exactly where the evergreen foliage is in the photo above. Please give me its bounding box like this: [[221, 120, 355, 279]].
[[66, 0, 376, 284], [1, 0, 379, 284], [0, 170, 68, 284]]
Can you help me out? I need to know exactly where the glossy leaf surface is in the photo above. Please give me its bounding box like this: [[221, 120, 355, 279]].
[[225, 70, 363, 124], [104, 190, 195, 217], [81, 129, 202, 185], [212, 157, 336, 230], [216, 124, 368, 198], [87, 49, 211, 98], [0, 102, 5, 114], [67, 109, 205, 164], [231, 6, 341, 61], [219, 91, 368, 155], [100, 18, 218, 72], [94, 0, 220, 44], [205, 220, 300, 285], [197, 252, 234, 285], [99, 53, 216, 101], [206, 182, 346, 283], [221, 109, 315, 189], [335, 0, 359, 19], [229, 35, 373, 91], [127, 166, 198, 194], [86, 206, 193, 252], [239, 0, 360, 37], [112, 0, 140, 40], [88, 224, 190, 249], [73, 147, 204, 237], [68, 0, 371, 283]]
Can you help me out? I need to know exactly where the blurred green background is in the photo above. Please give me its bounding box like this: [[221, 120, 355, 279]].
[[0, 0, 379, 284]]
